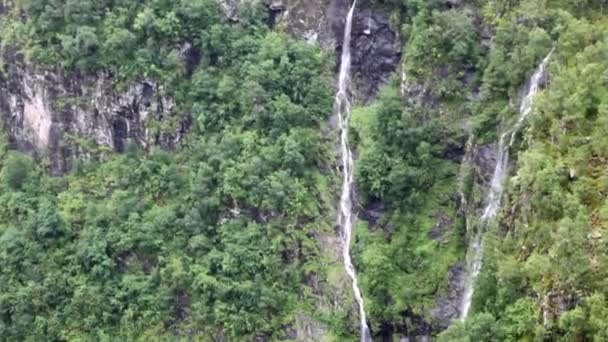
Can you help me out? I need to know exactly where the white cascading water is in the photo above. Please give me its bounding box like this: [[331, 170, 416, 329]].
[[335, 1, 372, 341], [459, 50, 554, 319]]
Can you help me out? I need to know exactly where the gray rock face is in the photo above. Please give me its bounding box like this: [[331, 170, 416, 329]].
[[474, 143, 498, 183], [0, 63, 186, 174], [216, 0, 336, 47], [431, 263, 465, 329], [217, 0, 241, 21], [348, 2, 401, 102], [330, 0, 401, 102], [279, 0, 402, 101], [360, 199, 384, 230], [428, 211, 456, 242], [400, 66, 434, 108]]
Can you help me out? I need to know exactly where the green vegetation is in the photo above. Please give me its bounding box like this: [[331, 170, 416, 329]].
[[352, 0, 608, 339], [2, 0, 608, 340], [351, 83, 464, 332], [350, 0, 476, 334], [0, 1, 356, 340], [437, 1, 608, 341]]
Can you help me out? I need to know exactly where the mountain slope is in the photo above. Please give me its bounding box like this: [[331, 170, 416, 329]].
[[0, 0, 607, 341]]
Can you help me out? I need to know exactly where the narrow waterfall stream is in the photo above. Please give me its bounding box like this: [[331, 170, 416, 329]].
[[335, 1, 372, 340], [459, 50, 554, 320]]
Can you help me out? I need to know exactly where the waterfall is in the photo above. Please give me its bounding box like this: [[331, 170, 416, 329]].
[[459, 50, 553, 320], [335, 1, 372, 341]]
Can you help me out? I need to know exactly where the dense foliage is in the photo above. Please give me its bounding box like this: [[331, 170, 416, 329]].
[[437, 1, 608, 341], [351, 83, 464, 332], [0, 0, 353, 340], [457, 11, 608, 341], [2, 0, 608, 340], [352, 0, 608, 339], [350, 0, 478, 335]]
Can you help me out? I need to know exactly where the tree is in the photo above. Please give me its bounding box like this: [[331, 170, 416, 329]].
[[2, 153, 32, 190], [498, 298, 538, 341]]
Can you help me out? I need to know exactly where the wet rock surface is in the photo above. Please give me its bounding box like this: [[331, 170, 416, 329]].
[[352, 5, 401, 102], [431, 263, 465, 328], [332, 0, 401, 102], [474, 143, 497, 183]]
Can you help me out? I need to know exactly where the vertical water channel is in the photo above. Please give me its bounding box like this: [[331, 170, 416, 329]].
[[335, 1, 372, 340], [459, 50, 554, 319]]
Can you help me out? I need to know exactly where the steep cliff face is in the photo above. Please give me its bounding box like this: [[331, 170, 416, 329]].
[[348, 2, 401, 103], [327, 0, 402, 102], [0, 62, 185, 174], [213, 1, 401, 340]]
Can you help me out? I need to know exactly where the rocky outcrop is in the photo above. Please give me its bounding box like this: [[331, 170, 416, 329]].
[[423, 138, 498, 330], [473, 143, 498, 185], [272, 0, 335, 47], [400, 65, 435, 108], [217, 0, 241, 22], [0, 63, 186, 174], [428, 212, 456, 242], [217, 0, 336, 47]]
